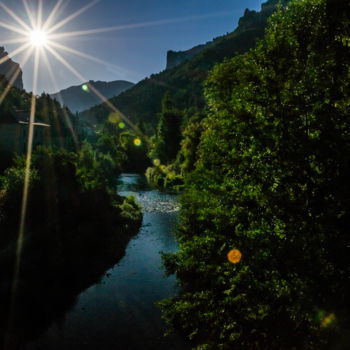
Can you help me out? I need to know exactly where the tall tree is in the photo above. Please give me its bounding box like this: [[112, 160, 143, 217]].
[[153, 92, 182, 164], [159, 0, 350, 348]]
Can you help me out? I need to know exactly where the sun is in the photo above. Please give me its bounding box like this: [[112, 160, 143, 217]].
[[29, 29, 47, 48]]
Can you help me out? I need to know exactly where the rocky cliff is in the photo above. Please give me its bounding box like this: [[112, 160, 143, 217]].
[[165, 0, 281, 70], [0, 47, 23, 90]]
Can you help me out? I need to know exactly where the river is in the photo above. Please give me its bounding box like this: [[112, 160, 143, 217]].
[[25, 173, 188, 350]]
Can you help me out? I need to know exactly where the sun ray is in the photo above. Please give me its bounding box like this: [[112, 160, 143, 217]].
[[42, 0, 64, 32], [0, 43, 31, 66], [0, 1, 32, 32], [0, 47, 34, 105], [49, 11, 232, 40], [5, 48, 40, 350], [22, 0, 36, 29], [18, 47, 40, 265], [0, 20, 29, 36], [46, 45, 140, 133], [47, 40, 130, 75], [0, 37, 28, 45], [37, 0, 43, 29], [47, 0, 100, 35], [41, 49, 79, 148]]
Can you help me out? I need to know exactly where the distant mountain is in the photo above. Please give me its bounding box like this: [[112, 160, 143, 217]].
[[0, 47, 23, 90], [51, 80, 134, 113], [80, 0, 287, 130]]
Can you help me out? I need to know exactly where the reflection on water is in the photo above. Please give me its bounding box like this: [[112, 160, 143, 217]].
[[118, 173, 180, 213], [25, 174, 188, 350]]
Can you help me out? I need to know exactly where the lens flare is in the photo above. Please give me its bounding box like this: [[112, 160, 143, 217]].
[[108, 113, 120, 124], [316, 311, 337, 329], [82, 84, 89, 92], [134, 138, 142, 146], [228, 249, 242, 264], [153, 159, 161, 166]]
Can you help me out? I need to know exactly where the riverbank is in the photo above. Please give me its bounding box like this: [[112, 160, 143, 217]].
[[0, 177, 142, 349], [22, 173, 188, 350]]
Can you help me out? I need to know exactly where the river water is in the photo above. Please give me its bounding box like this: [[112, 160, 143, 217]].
[[26, 174, 188, 350]]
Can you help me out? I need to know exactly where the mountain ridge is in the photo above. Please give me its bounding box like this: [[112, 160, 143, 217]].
[[79, 0, 285, 130], [51, 80, 134, 113]]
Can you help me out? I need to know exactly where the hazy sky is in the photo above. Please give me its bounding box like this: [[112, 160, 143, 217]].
[[0, 0, 264, 93]]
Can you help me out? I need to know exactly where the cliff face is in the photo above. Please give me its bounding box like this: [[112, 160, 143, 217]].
[[165, 0, 282, 70], [0, 47, 23, 90], [50, 80, 134, 113]]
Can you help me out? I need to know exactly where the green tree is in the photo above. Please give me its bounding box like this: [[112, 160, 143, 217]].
[[119, 130, 150, 172], [178, 113, 204, 175], [152, 93, 182, 164], [159, 0, 350, 348]]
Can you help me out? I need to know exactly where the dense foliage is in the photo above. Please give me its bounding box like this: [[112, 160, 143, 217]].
[[0, 146, 141, 240], [0, 75, 28, 112], [149, 93, 183, 164], [91, 120, 150, 173], [159, 0, 350, 348], [146, 111, 204, 190], [0, 146, 142, 347]]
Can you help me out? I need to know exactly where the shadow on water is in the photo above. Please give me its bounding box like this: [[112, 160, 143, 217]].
[[0, 197, 141, 349], [0, 174, 188, 350]]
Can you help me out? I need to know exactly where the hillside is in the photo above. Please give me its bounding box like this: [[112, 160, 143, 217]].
[[51, 80, 134, 113], [0, 47, 23, 90], [166, 43, 212, 70], [79, 0, 284, 130]]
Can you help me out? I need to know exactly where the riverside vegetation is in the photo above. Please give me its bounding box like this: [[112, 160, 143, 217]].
[[0, 82, 142, 347], [157, 0, 350, 349]]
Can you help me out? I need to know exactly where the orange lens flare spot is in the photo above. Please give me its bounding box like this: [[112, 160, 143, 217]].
[[321, 313, 336, 328], [227, 249, 242, 264], [134, 138, 142, 146]]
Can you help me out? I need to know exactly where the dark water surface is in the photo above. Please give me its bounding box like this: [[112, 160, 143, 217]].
[[26, 174, 188, 350]]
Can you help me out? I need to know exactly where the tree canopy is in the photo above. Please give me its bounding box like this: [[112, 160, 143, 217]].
[[159, 0, 350, 348]]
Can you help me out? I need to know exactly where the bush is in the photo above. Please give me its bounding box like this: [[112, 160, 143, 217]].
[[118, 195, 142, 222]]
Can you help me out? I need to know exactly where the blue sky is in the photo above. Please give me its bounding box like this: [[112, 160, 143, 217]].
[[0, 0, 264, 93]]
